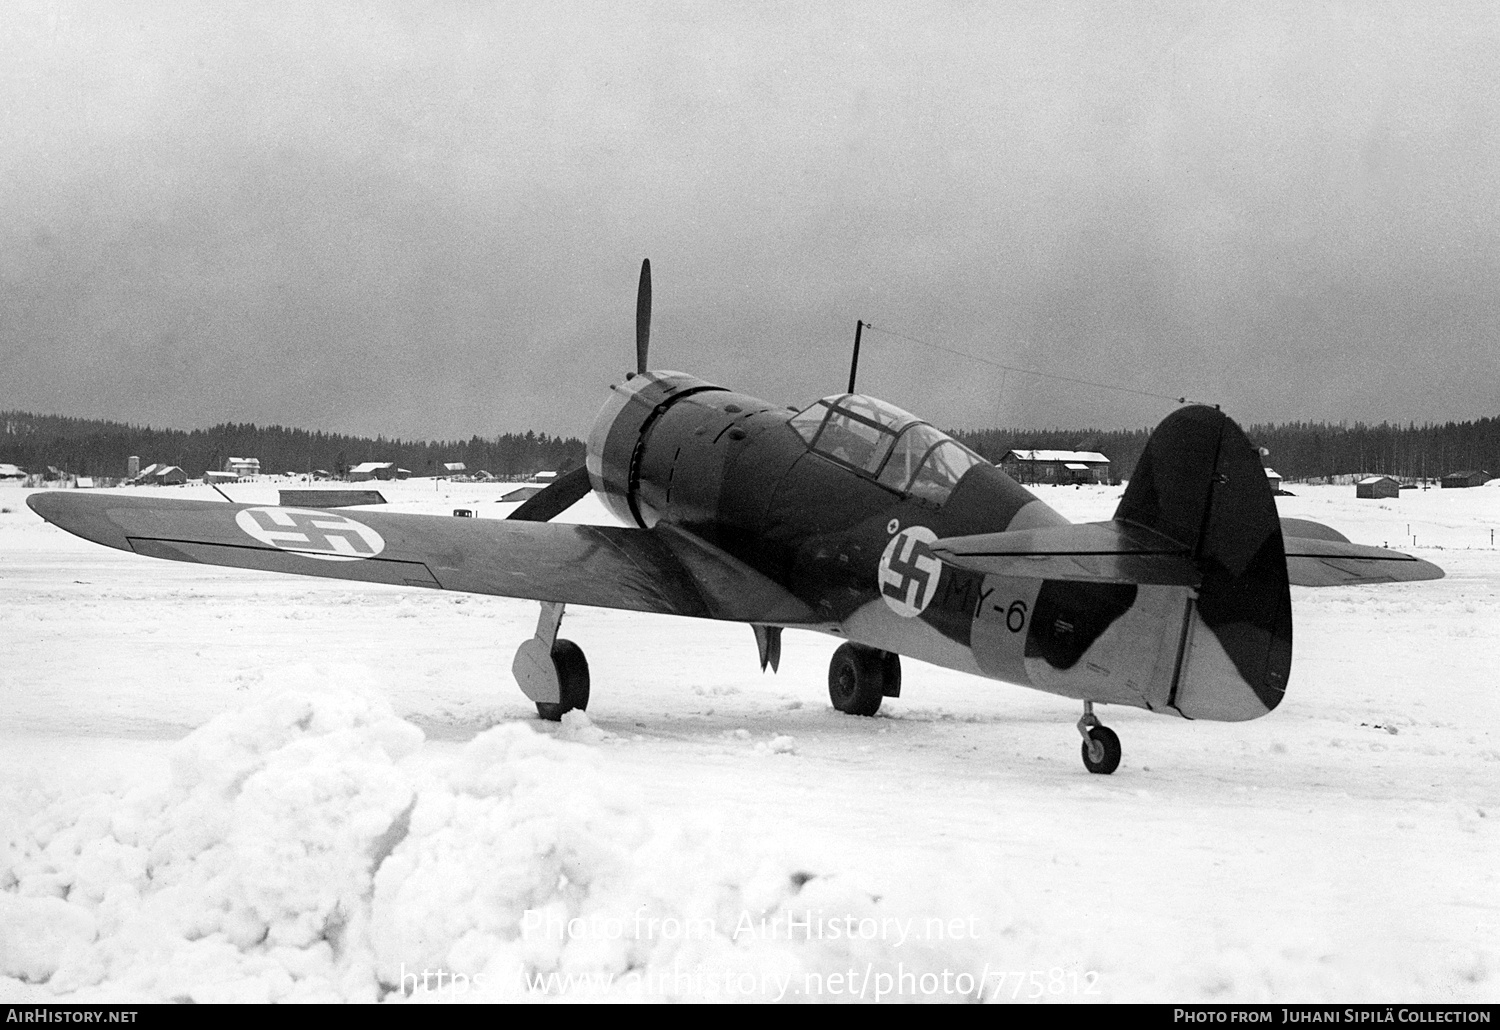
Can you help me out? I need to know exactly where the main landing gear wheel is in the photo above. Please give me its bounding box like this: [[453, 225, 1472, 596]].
[[1081, 726, 1121, 774], [513, 602, 590, 721], [828, 643, 899, 717], [1077, 701, 1120, 774], [535, 639, 590, 722]]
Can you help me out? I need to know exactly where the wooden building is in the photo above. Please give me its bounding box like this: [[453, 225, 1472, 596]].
[[1441, 470, 1492, 489], [1356, 476, 1400, 499], [999, 449, 1112, 485], [349, 461, 396, 482]]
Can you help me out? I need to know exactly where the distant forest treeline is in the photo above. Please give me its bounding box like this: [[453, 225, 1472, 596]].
[[3, 409, 1497, 482], [0, 412, 585, 480], [948, 416, 1500, 482]]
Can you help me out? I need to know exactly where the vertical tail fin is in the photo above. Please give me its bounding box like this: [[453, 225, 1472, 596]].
[[1116, 406, 1292, 719]]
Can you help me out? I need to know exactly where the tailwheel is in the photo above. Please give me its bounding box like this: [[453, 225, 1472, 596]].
[[535, 639, 590, 721], [828, 642, 898, 717], [1077, 701, 1120, 774]]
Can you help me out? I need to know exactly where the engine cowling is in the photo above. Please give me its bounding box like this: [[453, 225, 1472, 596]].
[[585, 370, 727, 528]]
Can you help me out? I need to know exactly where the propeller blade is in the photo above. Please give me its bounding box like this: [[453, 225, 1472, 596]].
[[507, 466, 593, 523], [636, 258, 651, 374]]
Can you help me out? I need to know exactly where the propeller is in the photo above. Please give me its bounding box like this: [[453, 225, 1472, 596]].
[[635, 258, 651, 375], [510, 259, 651, 523], [507, 465, 591, 522]]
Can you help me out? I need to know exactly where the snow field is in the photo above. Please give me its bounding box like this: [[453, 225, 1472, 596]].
[[2, 479, 1497, 1003]]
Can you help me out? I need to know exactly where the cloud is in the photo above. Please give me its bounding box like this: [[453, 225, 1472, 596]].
[[2, 1, 1497, 438]]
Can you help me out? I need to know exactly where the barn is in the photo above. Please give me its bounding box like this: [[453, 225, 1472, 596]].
[[1265, 468, 1283, 494], [349, 461, 396, 482], [1441, 470, 1492, 489], [998, 450, 1111, 485], [1356, 476, 1400, 499]]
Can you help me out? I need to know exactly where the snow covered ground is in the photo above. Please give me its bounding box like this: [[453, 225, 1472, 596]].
[[1, 477, 1496, 1003]]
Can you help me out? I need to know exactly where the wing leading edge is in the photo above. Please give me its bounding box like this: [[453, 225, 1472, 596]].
[[26, 492, 821, 625]]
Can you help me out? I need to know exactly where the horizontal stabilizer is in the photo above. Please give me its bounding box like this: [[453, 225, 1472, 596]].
[[934, 516, 1442, 587], [1282, 537, 1444, 587], [1279, 517, 1350, 543], [1279, 515, 1442, 585], [278, 489, 386, 508], [930, 521, 1201, 586]]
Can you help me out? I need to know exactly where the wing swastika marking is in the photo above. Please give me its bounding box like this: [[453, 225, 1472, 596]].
[[234, 507, 386, 562], [878, 526, 942, 618]]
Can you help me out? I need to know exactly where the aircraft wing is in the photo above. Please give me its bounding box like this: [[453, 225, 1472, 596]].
[[931, 518, 1443, 588], [26, 492, 821, 624]]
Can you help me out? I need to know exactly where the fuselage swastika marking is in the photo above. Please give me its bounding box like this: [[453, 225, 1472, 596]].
[[878, 525, 941, 618], [234, 507, 386, 562]]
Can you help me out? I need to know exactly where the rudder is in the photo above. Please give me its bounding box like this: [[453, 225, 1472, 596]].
[[1116, 406, 1292, 720]]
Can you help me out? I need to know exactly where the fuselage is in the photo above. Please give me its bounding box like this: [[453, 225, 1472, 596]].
[[583, 370, 1261, 721]]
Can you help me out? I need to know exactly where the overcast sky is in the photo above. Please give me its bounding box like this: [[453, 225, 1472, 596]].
[[3, 1, 1497, 440]]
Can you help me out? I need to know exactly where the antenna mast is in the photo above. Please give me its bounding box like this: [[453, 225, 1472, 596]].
[[847, 319, 864, 394]]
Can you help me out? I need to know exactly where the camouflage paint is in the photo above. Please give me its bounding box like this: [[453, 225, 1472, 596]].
[[586, 383, 1292, 723]]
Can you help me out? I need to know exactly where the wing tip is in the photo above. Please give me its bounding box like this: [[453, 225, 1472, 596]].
[[25, 490, 57, 519], [26, 489, 94, 526], [24, 489, 132, 550]]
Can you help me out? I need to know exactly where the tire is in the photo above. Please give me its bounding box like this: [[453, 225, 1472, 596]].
[[535, 638, 590, 721], [827, 642, 887, 717], [879, 649, 902, 698], [1080, 725, 1121, 775]]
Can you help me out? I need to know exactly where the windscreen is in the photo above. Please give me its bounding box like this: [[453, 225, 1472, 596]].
[[789, 397, 985, 504]]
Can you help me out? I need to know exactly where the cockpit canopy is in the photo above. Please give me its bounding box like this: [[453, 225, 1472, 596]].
[[789, 394, 985, 504]]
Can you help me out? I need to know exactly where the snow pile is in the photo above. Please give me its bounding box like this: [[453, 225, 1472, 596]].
[[369, 722, 994, 1002], [1, 687, 421, 1001], [1, 688, 1006, 1002], [551, 708, 614, 745]]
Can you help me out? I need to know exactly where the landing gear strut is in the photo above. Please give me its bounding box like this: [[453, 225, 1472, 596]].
[[828, 642, 900, 716], [512, 602, 590, 721], [1077, 701, 1121, 774]]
